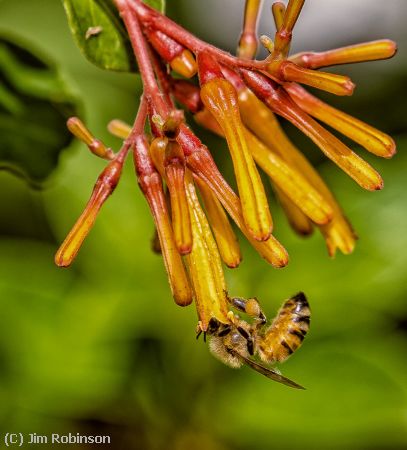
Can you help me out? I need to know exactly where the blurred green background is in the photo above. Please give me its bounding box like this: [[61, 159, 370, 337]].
[[1, 1, 407, 449]]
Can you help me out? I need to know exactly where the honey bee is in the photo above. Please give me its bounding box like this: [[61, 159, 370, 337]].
[[198, 292, 310, 389]]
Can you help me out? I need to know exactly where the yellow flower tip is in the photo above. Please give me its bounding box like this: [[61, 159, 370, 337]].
[[54, 248, 72, 267], [248, 233, 289, 268], [200, 78, 273, 241], [55, 158, 124, 268], [322, 219, 358, 257], [170, 49, 198, 78], [382, 137, 397, 159], [282, 0, 305, 32], [107, 119, 132, 140], [290, 40, 398, 69], [267, 236, 289, 268], [67, 116, 114, 159], [67, 117, 93, 144]]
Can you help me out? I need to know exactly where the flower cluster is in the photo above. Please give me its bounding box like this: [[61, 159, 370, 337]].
[[56, 0, 396, 332]]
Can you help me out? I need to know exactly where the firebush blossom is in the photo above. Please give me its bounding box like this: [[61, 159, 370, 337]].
[[56, 0, 396, 331]]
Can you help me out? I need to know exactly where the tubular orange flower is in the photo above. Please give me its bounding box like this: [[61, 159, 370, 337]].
[[265, 60, 355, 96], [164, 140, 193, 255], [184, 171, 229, 331], [55, 154, 124, 267], [290, 39, 397, 69], [133, 134, 193, 306], [198, 52, 273, 241]]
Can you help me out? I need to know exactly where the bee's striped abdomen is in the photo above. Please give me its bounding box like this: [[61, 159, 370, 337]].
[[258, 292, 310, 363]]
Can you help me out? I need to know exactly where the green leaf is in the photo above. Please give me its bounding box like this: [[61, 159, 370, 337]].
[[0, 35, 80, 188], [62, 0, 165, 73]]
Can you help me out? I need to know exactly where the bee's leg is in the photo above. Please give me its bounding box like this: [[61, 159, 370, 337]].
[[225, 291, 267, 326], [196, 321, 203, 340], [236, 326, 255, 356], [218, 326, 231, 337]]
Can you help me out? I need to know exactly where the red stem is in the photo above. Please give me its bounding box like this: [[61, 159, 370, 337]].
[[128, 0, 265, 70], [115, 0, 169, 118]]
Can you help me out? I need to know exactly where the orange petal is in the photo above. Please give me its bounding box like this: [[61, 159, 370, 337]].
[[200, 78, 273, 240]]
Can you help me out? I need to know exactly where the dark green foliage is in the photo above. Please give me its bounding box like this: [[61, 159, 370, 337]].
[[0, 35, 80, 187]]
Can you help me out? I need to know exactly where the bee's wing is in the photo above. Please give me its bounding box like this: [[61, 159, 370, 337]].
[[229, 348, 305, 389]]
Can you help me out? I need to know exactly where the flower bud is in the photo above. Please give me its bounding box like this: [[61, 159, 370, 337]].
[[146, 29, 197, 78], [164, 141, 193, 255], [290, 40, 397, 69], [67, 117, 115, 159]]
